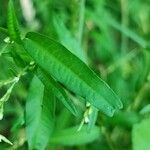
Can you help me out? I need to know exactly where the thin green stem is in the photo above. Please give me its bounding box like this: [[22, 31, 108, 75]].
[[131, 82, 150, 111], [0, 27, 8, 35], [78, 0, 85, 45], [120, 0, 128, 54], [106, 48, 138, 74], [102, 127, 115, 150]]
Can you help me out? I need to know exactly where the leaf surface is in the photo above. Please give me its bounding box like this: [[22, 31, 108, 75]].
[[36, 68, 77, 116], [50, 125, 100, 146], [23, 32, 122, 116], [26, 76, 55, 150], [54, 17, 87, 62], [132, 118, 150, 150], [7, 0, 20, 42]]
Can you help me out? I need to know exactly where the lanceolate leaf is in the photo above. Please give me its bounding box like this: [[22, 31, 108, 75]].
[[35, 89, 55, 150], [53, 17, 87, 63], [7, 0, 31, 67], [50, 125, 100, 146], [22, 32, 122, 116], [7, 0, 21, 42], [36, 68, 78, 116], [26, 76, 55, 150]]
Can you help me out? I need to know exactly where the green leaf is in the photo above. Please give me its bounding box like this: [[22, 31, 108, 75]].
[[53, 17, 87, 63], [26, 76, 55, 150], [50, 125, 100, 146], [22, 32, 122, 117], [7, 0, 21, 42], [10, 42, 32, 67], [36, 68, 78, 116], [140, 104, 150, 114], [132, 118, 150, 150]]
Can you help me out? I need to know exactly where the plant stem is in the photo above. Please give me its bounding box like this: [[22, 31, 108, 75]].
[[120, 0, 128, 55], [131, 82, 150, 111], [102, 127, 115, 150], [0, 27, 8, 35], [78, 0, 85, 45]]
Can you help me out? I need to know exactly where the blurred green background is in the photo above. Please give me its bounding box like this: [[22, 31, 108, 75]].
[[0, 0, 150, 149]]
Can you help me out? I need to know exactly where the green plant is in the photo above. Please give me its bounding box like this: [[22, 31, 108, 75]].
[[0, 0, 150, 150], [0, 0, 122, 149]]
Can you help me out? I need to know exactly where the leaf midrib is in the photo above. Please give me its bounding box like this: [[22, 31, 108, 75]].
[[24, 38, 114, 111]]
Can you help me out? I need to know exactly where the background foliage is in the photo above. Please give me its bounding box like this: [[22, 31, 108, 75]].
[[0, 0, 150, 149]]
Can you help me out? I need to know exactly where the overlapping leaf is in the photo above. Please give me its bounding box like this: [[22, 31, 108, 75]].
[[26, 76, 55, 150], [53, 17, 87, 62], [22, 32, 122, 116], [36, 68, 77, 116]]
